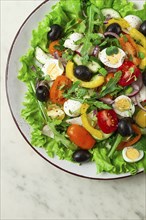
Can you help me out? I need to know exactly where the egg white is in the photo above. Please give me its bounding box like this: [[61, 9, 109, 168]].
[[113, 95, 135, 117], [63, 99, 82, 117], [122, 147, 144, 163], [42, 59, 64, 80], [98, 48, 126, 68], [64, 33, 83, 51], [124, 15, 142, 29]]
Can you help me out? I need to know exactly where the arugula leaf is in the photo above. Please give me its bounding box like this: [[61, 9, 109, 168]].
[[86, 100, 111, 109], [98, 71, 122, 98], [80, 4, 104, 63]]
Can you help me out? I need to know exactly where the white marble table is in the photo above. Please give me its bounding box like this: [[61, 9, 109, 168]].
[[1, 1, 146, 219]]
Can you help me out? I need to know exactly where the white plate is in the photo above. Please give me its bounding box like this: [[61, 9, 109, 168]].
[[6, 0, 144, 179]]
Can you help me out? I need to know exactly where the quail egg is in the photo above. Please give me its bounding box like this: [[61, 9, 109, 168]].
[[98, 47, 126, 68], [63, 99, 82, 117], [113, 95, 135, 117], [122, 146, 144, 163]]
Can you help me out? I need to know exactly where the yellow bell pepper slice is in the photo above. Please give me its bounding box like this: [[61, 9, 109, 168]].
[[81, 103, 104, 140], [137, 45, 146, 69], [66, 61, 104, 88], [137, 45, 146, 56], [129, 28, 146, 50], [139, 57, 146, 69], [106, 18, 130, 29]]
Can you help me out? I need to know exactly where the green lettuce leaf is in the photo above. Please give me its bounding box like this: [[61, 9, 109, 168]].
[[112, 0, 134, 17], [89, 0, 114, 8], [124, 2, 146, 20], [133, 135, 146, 151], [92, 147, 115, 173], [59, 0, 83, 20], [92, 142, 145, 175], [18, 0, 146, 175], [90, 0, 146, 21], [18, 49, 42, 82]]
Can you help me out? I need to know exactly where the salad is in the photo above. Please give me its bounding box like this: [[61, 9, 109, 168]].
[[18, 0, 146, 175]]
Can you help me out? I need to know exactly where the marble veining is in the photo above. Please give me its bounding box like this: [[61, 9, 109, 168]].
[[1, 1, 146, 220]]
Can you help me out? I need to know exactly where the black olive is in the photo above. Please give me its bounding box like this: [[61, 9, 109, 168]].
[[47, 24, 62, 41], [118, 118, 134, 137], [142, 70, 146, 86], [36, 85, 49, 102], [105, 23, 122, 36], [139, 20, 146, 36], [74, 65, 92, 82], [72, 149, 92, 163]]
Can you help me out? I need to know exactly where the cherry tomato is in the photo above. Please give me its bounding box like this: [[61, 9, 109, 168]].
[[67, 124, 96, 149], [105, 72, 114, 83], [49, 40, 62, 57], [97, 110, 118, 134], [118, 61, 141, 86], [50, 75, 72, 105]]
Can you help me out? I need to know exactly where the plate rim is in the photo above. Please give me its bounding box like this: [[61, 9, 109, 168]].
[[5, 0, 144, 180]]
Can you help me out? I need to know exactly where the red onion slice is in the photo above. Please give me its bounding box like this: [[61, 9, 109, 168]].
[[93, 109, 97, 116], [75, 50, 81, 56], [104, 31, 119, 39], [54, 51, 67, 67], [128, 75, 143, 97], [105, 66, 118, 73], [92, 46, 100, 57], [53, 51, 60, 59], [100, 97, 114, 105], [135, 94, 146, 112]]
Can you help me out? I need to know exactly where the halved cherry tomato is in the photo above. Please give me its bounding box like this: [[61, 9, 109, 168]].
[[118, 61, 141, 86], [105, 72, 114, 83], [97, 110, 118, 134], [67, 124, 96, 149], [49, 40, 62, 57], [117, 124, 141, 150], [50, 75, 72, 105]]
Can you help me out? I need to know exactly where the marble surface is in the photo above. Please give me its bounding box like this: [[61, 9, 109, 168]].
[[1, 1, 146, 220]]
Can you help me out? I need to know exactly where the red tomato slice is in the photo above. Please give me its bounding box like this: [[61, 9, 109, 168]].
[[49, 40, 62, 57], [97, 110, 118, 134], [50, 75, 72, 105], [118, 61, 141, 86]]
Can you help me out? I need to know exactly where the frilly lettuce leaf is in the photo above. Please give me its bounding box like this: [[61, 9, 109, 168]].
[[92, 147, 115, 173], [92, 144, 146, 175], [18, 0, 146, 175], [125, 2, 146, 20], [90, 0, 146, 20], [89, 0, 114, 8], [31, 0, 82, 52], [59, 0, 83, 20]]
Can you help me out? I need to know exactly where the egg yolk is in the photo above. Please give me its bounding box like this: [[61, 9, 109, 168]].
[[126, 148, 140, 160], [107, 52, 121, 65], [115, 98, 131, 111]]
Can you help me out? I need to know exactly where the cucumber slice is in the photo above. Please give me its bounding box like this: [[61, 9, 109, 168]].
[[101, 8, 121, 19], [73, 54, 101, 73], [87, 61, 101, 73], [35, 47, 52, 64], [73, 54, 82, 65]]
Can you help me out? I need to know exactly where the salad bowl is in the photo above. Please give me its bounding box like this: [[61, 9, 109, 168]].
[[6, 0, 146, 179]]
